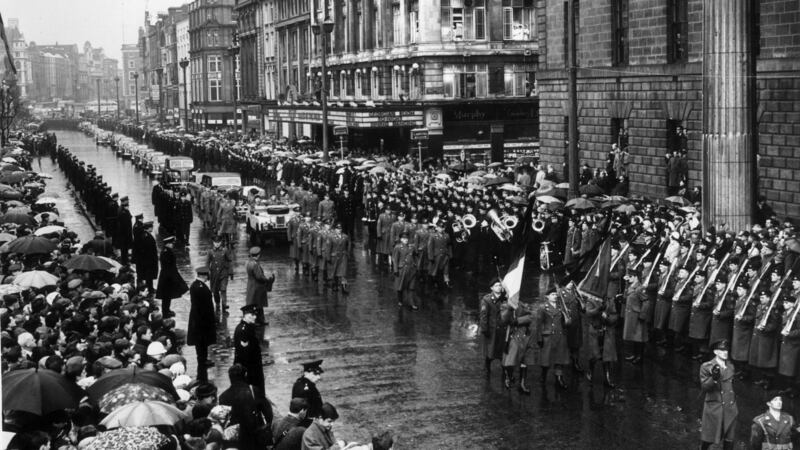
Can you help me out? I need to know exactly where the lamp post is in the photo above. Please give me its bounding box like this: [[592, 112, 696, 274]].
[[156, 68, 164, 127], [114, 76, 120, 121], [311, 0, 334, 162], [179, 58, 190, 131], [133, 72, 140, 124], [229, 31, 240, 138], [96, 78, 101, 117]]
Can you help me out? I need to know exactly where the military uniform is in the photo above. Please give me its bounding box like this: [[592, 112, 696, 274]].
[[699, 355, 738, 445], [750, 410, 796, 450], [234, 305, 265, 398]]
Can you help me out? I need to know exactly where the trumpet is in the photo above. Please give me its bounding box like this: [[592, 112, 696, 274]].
[[540, 241, 552, 271], [452, 214, 477, 243], [488, 209, 514, 242], [532, 217, 546, 234]]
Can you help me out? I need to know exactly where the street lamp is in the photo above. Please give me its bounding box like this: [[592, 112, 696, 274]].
[[156, 68, 164, 127], [180, 58, 190, 131], [311, 0, 334, 162], [229, 31, 240, 138], [114, 76, 120, 121], [96, 78, 101, 117], [133, 72, 140, 124]]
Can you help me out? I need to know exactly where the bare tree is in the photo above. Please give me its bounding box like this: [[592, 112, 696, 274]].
[[0, 74, 21, 146]]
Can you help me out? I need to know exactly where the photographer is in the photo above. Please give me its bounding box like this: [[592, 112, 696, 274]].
[[699, 339, 738, 450]]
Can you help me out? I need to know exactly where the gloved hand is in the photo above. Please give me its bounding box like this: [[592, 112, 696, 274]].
[[711, 364, 721, 381]]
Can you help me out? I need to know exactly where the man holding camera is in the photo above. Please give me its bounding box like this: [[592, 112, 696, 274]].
[[699, 339, 738, 450]]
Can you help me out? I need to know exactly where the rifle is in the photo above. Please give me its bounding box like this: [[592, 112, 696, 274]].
[[713, 258, 749, 314], [693, 253, 730, 308], [735, 257, 775, 321], [673, 265, 701, 302], [782, 299, 800, 336], [757, 270, 793, 330], [657, 256, 679, 296]]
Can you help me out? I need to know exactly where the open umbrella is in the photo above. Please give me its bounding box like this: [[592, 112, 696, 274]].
[[3, 235, 57, 255], [85, 426, 170, 450], [0, 164, 23, 172], [2, 367, 85, 415], [13, 270, 60, 289], [99, 383, 175, 414], [664, 195, 692, 206], [34, 225, 66, 236], [488, 162, 504, 168], [579, 183, 604, 195], [34, 212, 60, 223], [515, 155, 538, 165], [565, 197, 597, 210], [35, 197, 59, 205], [399, 163, 415, 171], [785, 238, 800, 254], [63, 254, 115, 272], [469, 170, 487, 178], [0, 232, 16, 243], [36, 172, 53, 179], [86, 366, 178, 403], [435, 173, 451, 181], [0, 189, 23, 200], [0, 284, 24, 296], [98, 256, 123, 274], [536, 195, 564, 205], [508, 196, 528, 206], [0, 172, 28, 184], [500, 183, 523, 193], [449, 161, 476, 172], [7, 206, 31, 215], [369, 166, 387, 175], [483, 177, 511, 187], [100, 401, 184, 428], [1, 157, 17, 164], [0, 211, 34, 226], [614, 204, 637, 214], [465, 176, 485, 185]]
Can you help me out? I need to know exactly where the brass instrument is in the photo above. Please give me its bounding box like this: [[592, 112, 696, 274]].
[[736, 257, 775, 321], [693, 253, 730, 308], [502, 214, 519, 230], [555, 282, 572, 324], [713, 259, 749, 314], [782, 300, 800, 336], [532, 216, 546, 234], [488, 209, 514, 242], [540, 241, 552, 271], [452, 214, 477, 243], [758, 270, 792, 330]]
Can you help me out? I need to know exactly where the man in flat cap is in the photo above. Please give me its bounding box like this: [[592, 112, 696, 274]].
[[699, 339, 738, 450], [234, 304, 265, 399], [188, 266, 216, 382], [291, 360, 324, 425]]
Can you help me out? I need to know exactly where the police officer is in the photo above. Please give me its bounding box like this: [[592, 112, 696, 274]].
[[234, 304, 265, 399], [291, 360, 324, 426]]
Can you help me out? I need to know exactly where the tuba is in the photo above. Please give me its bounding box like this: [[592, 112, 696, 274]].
[[488, 209, 513, 242], [540, 241, 552, 271], [453, 214, 477, 243]]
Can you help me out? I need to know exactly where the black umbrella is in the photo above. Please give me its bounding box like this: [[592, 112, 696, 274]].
[[3, 235, 57, 254], [0, 211, 36, 226], [86, 366, 179, 404], [63, 254, 115, 272], [483, 177, 512, 187], [2, 367, 85, 415]]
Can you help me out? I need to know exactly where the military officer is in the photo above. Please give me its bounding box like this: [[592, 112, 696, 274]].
[[234, 304, 265, 399], [392, 232, 418, 310], [699, 339, 738, 450], [536, 287, 571, 390]]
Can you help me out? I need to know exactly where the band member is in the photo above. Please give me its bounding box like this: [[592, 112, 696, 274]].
[[479, 279, 507, 379], [699, 339, 738, 450], [536, 288, 571, 390]]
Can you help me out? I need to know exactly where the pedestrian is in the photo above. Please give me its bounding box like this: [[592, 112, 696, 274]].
[[132, 221, 158, 291], [699, 339, 738, 450], [206, 234, 233, 317], [750, 394, 798, 450], [155, 236, 189, 318], [479, 278, 507, 378], [272, 398, 309, 450], [301, 403, 346, 450], [233, 305, 265, 399], [219, 363, 273, 450], [188, 266, 216, 382], [245, 246, 275, 330], [291, 360, 325, 425]]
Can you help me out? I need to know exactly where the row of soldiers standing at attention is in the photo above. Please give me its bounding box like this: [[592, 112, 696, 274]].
[[286, 213, 351, 292], [150, 181, 194, 246]]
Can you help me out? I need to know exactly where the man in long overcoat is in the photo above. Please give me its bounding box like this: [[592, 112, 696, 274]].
[[392, 232, 417, 309], [479, 279, 507, 378], [699, 339, 738, 449], [188, 267, 216, 382], [133, 221, 159, 291], [116, 197, 133, 265], [206, 235, 233, 316], [245, 246, 275, 328], [156, 236, 189, 318], [233, 305, 267, 401]]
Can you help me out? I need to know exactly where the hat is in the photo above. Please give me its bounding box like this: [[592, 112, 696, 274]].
[[120, 196, 129, 203], [249, 246, 261, 256], [711, 339, 730, 351], [65, 356, 85, 375], [626, 268, 642, 278], [301, 359, 324, 374], [241, 304, 259, 315], [176, 389, 191, 403], [736, 280, 750, 290], [194, 382, 218, 399], [161, 354, 185, 369], [196, 266, 209, 276], [162, 236, 176, 244], [715, 274, 728, 284], [46, 291, 60, 305], [135, 213, 144, 219], [695, 269, 707, 278], [146, 341, 167, 356], [97, 355, 123, 370], [143, 221, 154, 228]]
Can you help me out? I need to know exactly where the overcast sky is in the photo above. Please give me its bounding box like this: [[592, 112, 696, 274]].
[[3, 0, 188, 62]]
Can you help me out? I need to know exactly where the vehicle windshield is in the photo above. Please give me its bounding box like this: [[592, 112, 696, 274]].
[[168, 159, 194, 170], [211, 177, 242, 187]]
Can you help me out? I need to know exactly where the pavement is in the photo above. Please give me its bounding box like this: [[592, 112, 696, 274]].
[[45, 129, 794, 449]]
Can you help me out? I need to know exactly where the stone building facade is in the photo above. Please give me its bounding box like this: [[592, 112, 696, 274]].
[[535, 0, 800, 222]]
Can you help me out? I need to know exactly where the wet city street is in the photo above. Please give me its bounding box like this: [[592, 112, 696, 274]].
[[46, 130, 785, 449]]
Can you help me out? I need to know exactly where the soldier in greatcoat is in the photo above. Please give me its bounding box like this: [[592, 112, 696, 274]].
[[501, 300, 535, 394], [376, 206, 396, 267], [689, 270, 714, 360], [133, 221, 159, 291], [392, 232, 418, 309], [116, 197, 133, 265], [750, 290, 782, 389], [155, 236, 189, 318], [479, 279, 507, 378], [699, 339, 738, 450], [428, 222, 452, 287], [206, 235, 233, 316], [709, 276, 736, 349], [731, 282, 756, 380], [188, 267, 216, 382], [777, 296, 800, 396], [287, 212, 301, 273], [298, 212, 313, 276], [536, 288, 571, 390], [622, 268, 649, 364], [326, 223, 350, 292], [669, 267, 695, 352]]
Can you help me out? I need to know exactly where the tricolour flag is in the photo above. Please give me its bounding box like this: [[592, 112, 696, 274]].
[[501, 199, 534, 309]]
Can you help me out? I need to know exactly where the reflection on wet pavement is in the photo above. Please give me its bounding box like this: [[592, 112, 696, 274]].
[[52, 130, 783, 449]]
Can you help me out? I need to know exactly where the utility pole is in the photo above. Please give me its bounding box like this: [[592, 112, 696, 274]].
[[96, 78, 101, 117], [567, 0, 579, 197]]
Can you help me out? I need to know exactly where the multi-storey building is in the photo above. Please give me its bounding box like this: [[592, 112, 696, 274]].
[[264, 0, 539, 160], [176, 16, 192, 129], [4, 19, 32, 99], [188, 0, 237, 129], [535, 0, 800, 225], [235, 0, 266, 134], [262, 0, 277, 104], [121, 44, 145, 112], [28, 43, 79, 102], [160, 6, 190, 125]]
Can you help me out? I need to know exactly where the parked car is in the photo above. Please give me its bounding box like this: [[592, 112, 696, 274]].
[[246, 201, 300, 245]]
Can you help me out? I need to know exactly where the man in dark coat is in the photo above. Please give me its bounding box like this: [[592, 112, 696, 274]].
[[291, 360, 324, 426], [392, 232, 418, 310], [219, 363, 273, 450], [132, 221, 158, 290], [156, 236, 189, 318], [479, 279, 507, 377], [699, 339, 738, 449], [234, 304, 265, 399], [178, 194, 193, 246], [117, 197, 133, 265], [83, 231, 114, 257], [272, 398, 308, 450], [188, 266, 216, 382], [245, 246, 275, 328]]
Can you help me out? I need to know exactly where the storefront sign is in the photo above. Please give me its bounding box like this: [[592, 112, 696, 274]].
[[442, 103, 538, 123], [267, 107, 423, 128]]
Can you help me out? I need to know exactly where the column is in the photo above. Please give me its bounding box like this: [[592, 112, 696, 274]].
[[701, 0, 756, 230], [365, 0, 374, 49], [417, 0, 441, 44]]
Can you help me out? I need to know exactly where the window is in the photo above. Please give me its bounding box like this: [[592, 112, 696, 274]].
[[667, 120, 687, 153], [502, 0, 534, 41], [128, 60, 135, 68], [355, 70, 363, 99], [441, 0, 486, 41], [209, 78, 221, 101], [370, 68, 379, 98], [667, 0, 688, 63], [503, 64, 535, 96], [340, 71, 347, 98], [392, 4, 402, 45], [208, 55, 221, 73], [443, 64, 488, 99], [611, 0, 629, 65], [129, 71, 136, 80], [409, 1, 419, 43], [611, 118, 629, 149]]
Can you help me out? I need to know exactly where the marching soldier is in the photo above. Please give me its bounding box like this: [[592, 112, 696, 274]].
[[536, 288, 571, 390], [287, 211, 301, 273], [428, 222, 452, 288], [298, 212, 313, 276], [392, 232, 418, 310], [501, 299, 535, 394], [376, 205, 395, 267], [206, 235, 233, 317], [327, 223, 350, 292], [584, 286, 619, 386], [750, 290, 782, 389], [479, 279, 507, 378]]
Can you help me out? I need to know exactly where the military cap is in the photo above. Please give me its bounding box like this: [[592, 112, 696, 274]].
[[301, 359, 324, 374], [67, 278, 82, 289], [736, 280, 750, 290], [249, 246, 261, 256], [715, 274, 728, 284], [111, 193, 119, 199], [135, 213, 144, 219], [162, 236, 176, 244], [759, 290, 771, 298], [695, 269, 707, 278], [196, 266, 209, 275], [711, 339, 730, 351], [241, 304, 260, 315], [120, 196, 129, 203], [97, 355, 123, 370]]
